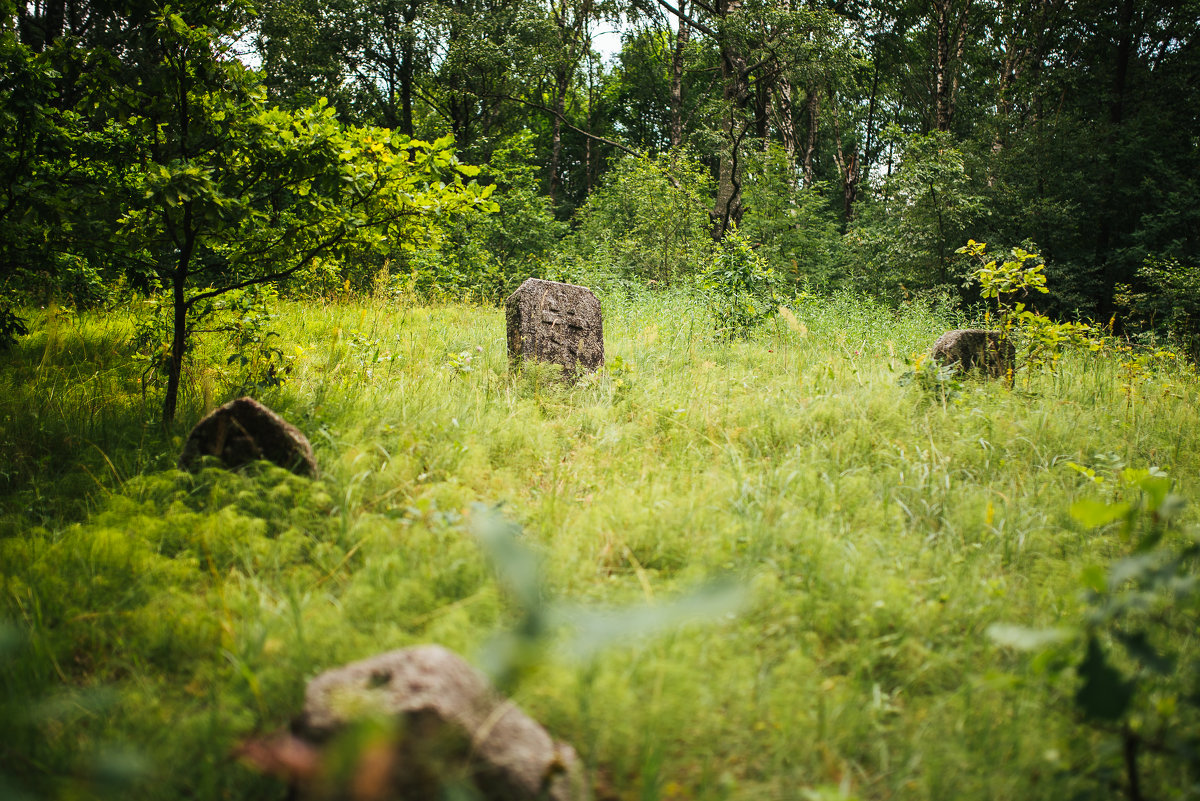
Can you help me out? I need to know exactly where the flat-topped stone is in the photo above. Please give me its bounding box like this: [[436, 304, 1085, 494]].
[[505, 278, 604, 379]]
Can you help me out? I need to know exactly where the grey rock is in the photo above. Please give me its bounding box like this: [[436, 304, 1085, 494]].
[[930, 329, 1015, 378], [505, 279, 604, 380], [294, 645, 585, 801], [179, 396, 317, 477]]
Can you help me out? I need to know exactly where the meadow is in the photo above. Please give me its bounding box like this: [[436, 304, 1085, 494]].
[[2, 288, 1198, 800]]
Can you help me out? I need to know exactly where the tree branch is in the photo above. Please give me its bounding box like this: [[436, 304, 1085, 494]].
[[640, 0, 717, 37]]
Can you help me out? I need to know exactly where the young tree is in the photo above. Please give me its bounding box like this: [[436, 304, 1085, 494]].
[[112, 5, 496, 422]]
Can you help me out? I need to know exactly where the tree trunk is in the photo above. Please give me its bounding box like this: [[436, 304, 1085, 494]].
[[829, 90, 858, 223], [669, 0, 690, 148], [754, 73, 770, 142], [801, 87, 819, 188], [932, 0, 970, 132], [398, 2, 418, 137], [163, 271, 187, 425], [711, 1, 750, 241], [548, 67, 569, 205], [163, 216, 194, 425], [774, 78, 797, 166], [860, 62, 879, 178]]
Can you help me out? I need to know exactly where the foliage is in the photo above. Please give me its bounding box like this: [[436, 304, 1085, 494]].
[[989, 466, 1199, 801], [849, 129, 984, 295], [564, 151, 714, 288], [0, 295, 28, 350], [898, 352, 964, 405], [700, 227, 779, 339], [1116, 256, 1200, 363], [441, 131, 568, 303], [959, 239, 1102, 380], [115, 5, 495, 421], [738, 147, 844, 291]]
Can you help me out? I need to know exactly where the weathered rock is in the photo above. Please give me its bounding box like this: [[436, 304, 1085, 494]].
[[179, 396, 317, 477], [930, 329, 1015, 378], [505, 278, 604, 379], [266, 645, 586, 801]]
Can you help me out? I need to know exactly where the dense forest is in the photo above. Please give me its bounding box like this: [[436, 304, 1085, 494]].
[[4, 0, 1200, 374]]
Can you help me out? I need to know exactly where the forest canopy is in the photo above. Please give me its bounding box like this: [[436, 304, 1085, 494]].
[[4, 0, 1200, 391]]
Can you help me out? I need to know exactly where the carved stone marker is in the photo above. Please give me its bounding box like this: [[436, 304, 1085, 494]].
[[930, 329, 1015, 378], [179, 396, 317, 477], [505, 278, 604, 379], [239, 645, 585, 801]]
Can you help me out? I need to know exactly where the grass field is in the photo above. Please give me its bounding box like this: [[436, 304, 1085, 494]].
[[2, 289, 1198, 800]]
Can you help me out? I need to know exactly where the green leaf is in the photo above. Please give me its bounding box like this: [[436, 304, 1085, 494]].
[[469, 504, 541, 612], [1080, 564, 1107, 594], [1138, 476, 1171, 511], [1075, 636, 1133, 722], [551, 581, 745, 661], [1115, 630, 1175, 675], [1070, 499, 1130, 528], [987, 624, 1073, 651]]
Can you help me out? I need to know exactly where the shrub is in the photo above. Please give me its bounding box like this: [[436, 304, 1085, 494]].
[[1116, 256, 1200, 363], [563, 150, 714, 287], [701, 228, 780, 339], [738, 146, 844, 290]]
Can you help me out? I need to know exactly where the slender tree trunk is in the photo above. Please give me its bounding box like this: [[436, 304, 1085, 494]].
[[711, 0, 750, 241], [398, 2, 418, 137], [861, 61, 879, 179], [802, 87, 819, 188], [769, 0, 796, 174], [754, 74, 770, 142], [548, 67, 569, 205], [829, 90, 858, 223], [164, 201, 194, 425], [774, 78, 797, 165], [669, 0, 690, 148], [932, 0, 969, 132], [164, 255, 189, 424], [933, 0, 949, 131]]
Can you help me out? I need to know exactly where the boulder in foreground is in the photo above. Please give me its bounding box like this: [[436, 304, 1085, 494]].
[[240, 645, 585, 801]]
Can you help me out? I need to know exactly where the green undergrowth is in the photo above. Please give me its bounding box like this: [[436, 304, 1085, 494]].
[[2, 289, 1199, 800]]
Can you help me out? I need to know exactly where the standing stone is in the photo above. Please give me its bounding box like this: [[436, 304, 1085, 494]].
[[240, 645, 586, 801], [179, 396, 318, 477], [930, 329, 1015, 378], [505, 279, 604, 379]]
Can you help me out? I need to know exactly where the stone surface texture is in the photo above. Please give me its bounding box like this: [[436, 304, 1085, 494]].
[[930, 329, 1015, 378], [179, 396, 317, 476], [296, 645, 584, 801], [505, 278, 604, 379]]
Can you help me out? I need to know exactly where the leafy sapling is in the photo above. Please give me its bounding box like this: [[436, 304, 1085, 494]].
[[957, 240, 1101, 382], [701, 228, 780, 339]]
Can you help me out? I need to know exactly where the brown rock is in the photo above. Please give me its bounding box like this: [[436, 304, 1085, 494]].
[[179, 396, 317, 477], [269, 645, 585, 801], [506, 279, 604, 380], [930, 329, 1015, 378]]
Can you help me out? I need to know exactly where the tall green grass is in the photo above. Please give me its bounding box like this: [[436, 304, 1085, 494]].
[[1, 289, 1198, 800]]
